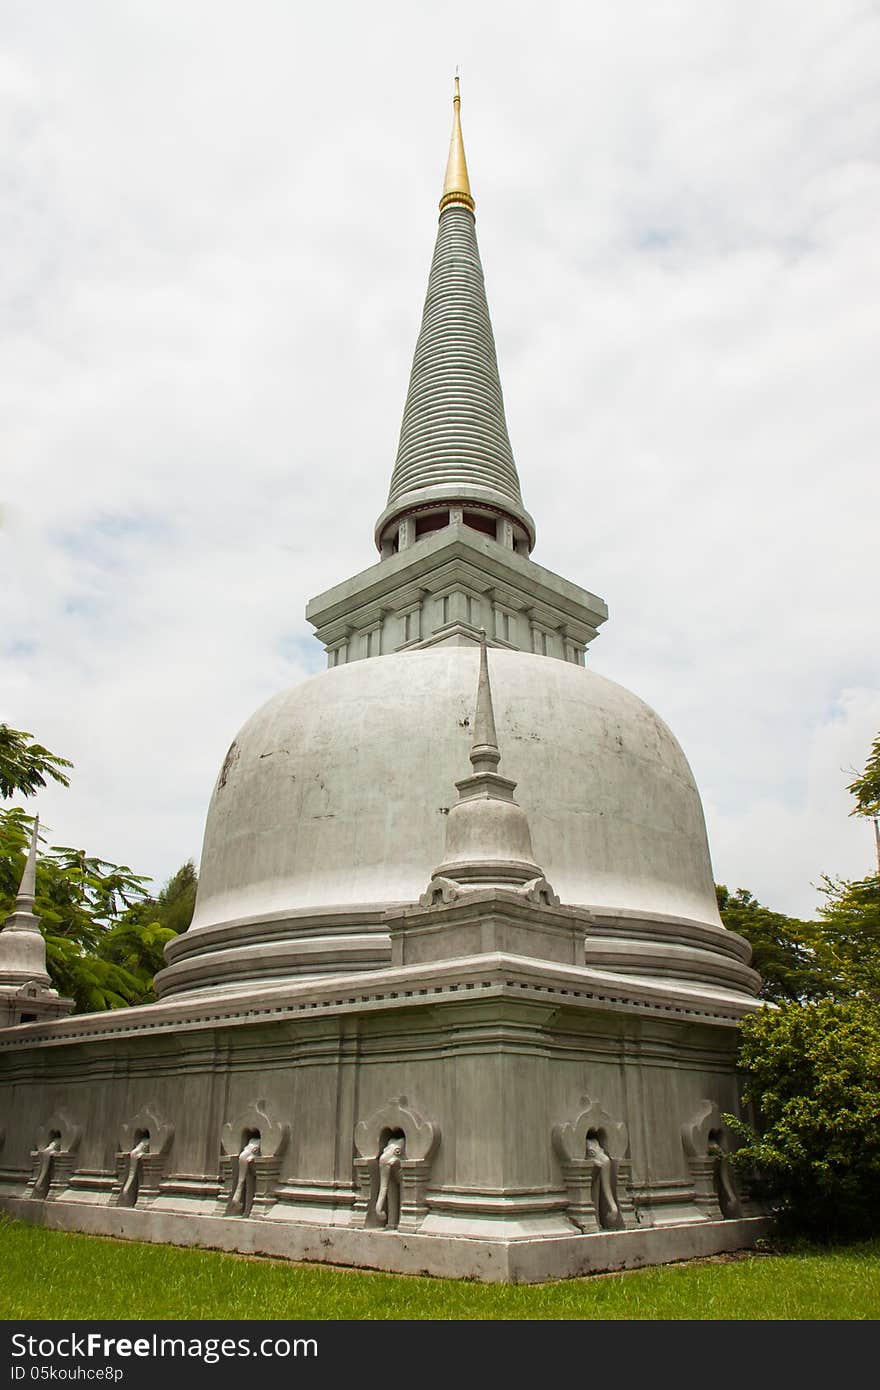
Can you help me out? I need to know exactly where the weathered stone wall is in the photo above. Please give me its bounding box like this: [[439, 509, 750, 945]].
[[0, 986, 747, 1250]]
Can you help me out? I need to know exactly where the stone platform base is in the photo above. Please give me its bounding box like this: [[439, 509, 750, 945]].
[[1, 1197, 768, 1284]]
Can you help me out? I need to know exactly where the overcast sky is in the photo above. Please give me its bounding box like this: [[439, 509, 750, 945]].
[[2, 1, 878, 919]]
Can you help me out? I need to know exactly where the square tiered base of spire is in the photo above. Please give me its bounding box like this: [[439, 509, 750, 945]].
[[307, 522, 607, 669]]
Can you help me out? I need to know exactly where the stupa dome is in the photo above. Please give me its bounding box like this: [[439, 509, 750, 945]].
[[155, 647, 755, 1001], [198, 647, 718, 923]]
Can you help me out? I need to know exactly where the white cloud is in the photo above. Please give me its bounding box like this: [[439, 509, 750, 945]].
[[1, 1, 878, 918], [705, 688, 880, 916]]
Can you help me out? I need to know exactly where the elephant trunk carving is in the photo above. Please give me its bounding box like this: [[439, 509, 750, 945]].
[[374, 1136, 405, 1225], [32, 1136, 61, 1200], [228, 1135, 261, 1217], [586, 1132, 625, 1231], [118, 1135, 150, 1208], [708, 1134, 742, 1219]]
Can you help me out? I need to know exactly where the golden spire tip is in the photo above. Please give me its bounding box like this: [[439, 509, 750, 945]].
[[440, 72, 474, 214]]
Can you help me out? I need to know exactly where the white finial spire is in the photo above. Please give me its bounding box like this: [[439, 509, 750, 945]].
[[16, 814, 39, 911], [470, 632, 501, 774], [421, 643, 555, 898]]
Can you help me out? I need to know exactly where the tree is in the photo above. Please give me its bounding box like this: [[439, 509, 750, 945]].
[[1, 812, 144, 1010], [97, 917, 178, 1003], [0, 723, 72, 799], [815, 872, 880, 1002], [847, 732, 880, 874], [727, 742, 880, 1241], [715, 884, 831, 1003], [848, 733, 880, 819], [154, 859, 197, 935], [0, 812, 175, 1012], [727, 999, 880, 1241], [0, 722, 188, 1012], [106, 859, 198, 1002]]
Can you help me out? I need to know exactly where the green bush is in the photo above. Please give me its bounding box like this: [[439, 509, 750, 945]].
[[727, 998, 880, 1241]]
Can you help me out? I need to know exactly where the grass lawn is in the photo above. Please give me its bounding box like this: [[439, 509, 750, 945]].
[[1, 1218, 879, 1319]]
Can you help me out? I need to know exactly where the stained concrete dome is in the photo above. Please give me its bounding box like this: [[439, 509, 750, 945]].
[[155, 648, 754, 1000]]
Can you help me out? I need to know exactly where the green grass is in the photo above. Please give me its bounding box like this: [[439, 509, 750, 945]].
[[1, 1218, 878, 1319]]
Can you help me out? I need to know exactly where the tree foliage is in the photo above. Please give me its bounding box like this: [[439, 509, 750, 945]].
[[727, 999, 880, 1241], [726, 731, 880, 1240], [816, 872, 880, 1003], [715, 885, 831, 1003], [848, 733, 880, 821], [0, 809, 188, 1012], [716, 871, 880, 1005], [153, 859, 197, 936], [111, 858, 198, 995], [0, 722, 194, 1013], [0, 723, 72, 799]]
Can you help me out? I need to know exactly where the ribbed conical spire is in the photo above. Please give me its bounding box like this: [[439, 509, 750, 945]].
[[376, 78, 535, 551]]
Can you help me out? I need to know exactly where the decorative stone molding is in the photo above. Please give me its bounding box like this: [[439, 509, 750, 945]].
[[3, 948, 760, 1050], [419, 874, 561, 911], [419, 875, 460, 908], [354, 1095, 440, 1232], [29, 1111, 81, 1201], [553, 1095, 632, 1232], [681, 1100, 742, 1219], [522, 876, 560, 908], [219, 1100, 289, 1218], [114, 1106, 175, 1209]]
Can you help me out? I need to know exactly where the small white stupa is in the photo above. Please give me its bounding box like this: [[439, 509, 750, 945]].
[[0, 818, 73, 1027]]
